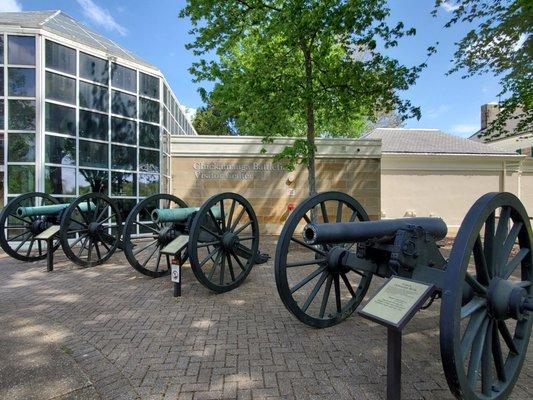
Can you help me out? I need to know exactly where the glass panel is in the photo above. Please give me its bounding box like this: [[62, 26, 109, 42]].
[[0, 99, 4, 130], [79, 169, 108, 194], [79, 81, 108, 112], [111, 90, 136, 118], [45, 135, 75, 165], [111, 117, 136, 145], [111, 172, 136, 196], [111, 145, 136, 170], [45, 71, 75, 104], [45, 166, 76, 195], [0, 36, 3, 63], [114, 199, 137, 225], [139, 149, 159, 173], [111, 63, 136, 92], [0, 67, 3, 96], [7, 165, 34, 193], [8, 68, 35, 97], [79, 52, 108, 84], [139, 98, 159, 123], [8, 100, 35, 130], [45, 40, 76, 74], [139, 174, 159, 197], [79, 110, 108, 140], [139, 72, 159, 98], [45, 103, 75, 135], [8, 132, 34, 162], [139, 123, 159, 148], [79, 140, 108, 168], [8, 36, 35, 65]]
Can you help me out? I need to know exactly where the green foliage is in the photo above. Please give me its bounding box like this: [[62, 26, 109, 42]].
[[434, 0, 532, 136], [181, 1, 428, 193], [192, 104, 234, 135]]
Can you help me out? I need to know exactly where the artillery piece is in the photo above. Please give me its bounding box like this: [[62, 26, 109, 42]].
[[0, 191, 122, 267], [122, 192, 264, 293], [275, 191, 532, 400]]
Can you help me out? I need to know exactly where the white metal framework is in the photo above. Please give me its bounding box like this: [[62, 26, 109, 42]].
[[0, 11, 196, 212]]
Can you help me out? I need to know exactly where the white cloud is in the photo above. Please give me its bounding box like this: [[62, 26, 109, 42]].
[[441, 2, 460, 12], [183, 106, 197, 122], [0, 0, 22, 12], [76, 0, 127, 36], [449, 123, 479, 135], [512, 33, 528, 52], [426, 105, 449, 119]]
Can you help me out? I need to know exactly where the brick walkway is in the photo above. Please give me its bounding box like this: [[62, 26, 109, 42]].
[[0, 236, 531, 400]]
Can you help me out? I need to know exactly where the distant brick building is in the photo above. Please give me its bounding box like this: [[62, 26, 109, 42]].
[[470, 103, 532, 155]]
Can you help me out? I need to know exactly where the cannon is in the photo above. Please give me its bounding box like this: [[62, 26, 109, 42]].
[[122, 192, 266, 293], [274, 191, 532, 400], [0, 192, 122, 267]]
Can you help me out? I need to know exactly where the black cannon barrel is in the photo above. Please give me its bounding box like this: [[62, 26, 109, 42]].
[[303, 217, 448, 245]]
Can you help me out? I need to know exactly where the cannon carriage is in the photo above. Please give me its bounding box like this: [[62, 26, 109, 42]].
[[274, 191, 532, 400], [122, 192, 265, 293], [0, 191, 123, 267]]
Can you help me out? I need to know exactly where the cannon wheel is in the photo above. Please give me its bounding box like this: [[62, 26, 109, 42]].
[[441, 192, 532, 400], [123, 193, 189, 278], [0, 192, 60, 262], [59, 192, 122, 267], [189, 192, 259, 293], [274, 191, 373, 328]]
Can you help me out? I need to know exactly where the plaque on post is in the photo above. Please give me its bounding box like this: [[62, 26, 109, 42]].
[[357, 277, 435, 400]]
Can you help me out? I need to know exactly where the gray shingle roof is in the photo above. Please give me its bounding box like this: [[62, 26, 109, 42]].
[[0, 10, 155, 69], [364, 128, 516, 155]]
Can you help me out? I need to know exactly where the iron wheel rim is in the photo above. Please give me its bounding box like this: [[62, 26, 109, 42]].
[[189, 192, 259, 293], [0, 192, 60, 262], [123, 194, 188, 278], [60, 192, 122, 267], [274, 191, 373, 328], [440, 192, 533, 400]]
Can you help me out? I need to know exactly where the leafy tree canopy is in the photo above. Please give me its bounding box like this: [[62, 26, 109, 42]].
[[434, 0, 532, 136], [193, 103, 235, 135], [181, 0, 430, 193]]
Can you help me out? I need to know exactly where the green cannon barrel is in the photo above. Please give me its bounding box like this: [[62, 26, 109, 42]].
[[17, 202, 96, 218], [151, 206, 221, 223]]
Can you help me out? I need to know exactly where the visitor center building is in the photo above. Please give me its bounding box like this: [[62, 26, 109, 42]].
[[0, 10, 197, 214]]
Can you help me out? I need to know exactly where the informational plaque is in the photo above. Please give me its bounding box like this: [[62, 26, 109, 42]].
[[171, 265, 180, 283], [35, 225, 60, 240], [358, 277, 434, 330], [161, 235, 189, 255]]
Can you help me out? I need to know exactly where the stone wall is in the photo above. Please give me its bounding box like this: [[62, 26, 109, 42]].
[[170, 136, 381, 234]]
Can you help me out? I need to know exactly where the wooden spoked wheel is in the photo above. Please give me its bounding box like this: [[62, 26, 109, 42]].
[[189, 192, 259, 293], [123, 194, 188, 278], [0, 192, 60, 262], [274, 191, 373, 328], [441, 192, 533, 399], [60, 192, 122, 267]]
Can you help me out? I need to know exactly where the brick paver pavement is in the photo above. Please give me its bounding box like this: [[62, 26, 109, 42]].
[[0, 236, 532, 400]]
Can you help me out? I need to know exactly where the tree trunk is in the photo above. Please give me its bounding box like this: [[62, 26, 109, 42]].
[[303, 45, 316, 196]]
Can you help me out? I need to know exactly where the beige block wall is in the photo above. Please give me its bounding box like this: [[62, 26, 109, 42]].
[[381, 154, 529, 232], [521, 159, 533, 215], [170, 136, 381, 234]]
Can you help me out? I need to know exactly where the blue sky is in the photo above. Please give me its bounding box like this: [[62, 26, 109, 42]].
[[2, 0, 503, 137]]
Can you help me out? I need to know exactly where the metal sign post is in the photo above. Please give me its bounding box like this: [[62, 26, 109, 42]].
[[357, 277, 435, 400]]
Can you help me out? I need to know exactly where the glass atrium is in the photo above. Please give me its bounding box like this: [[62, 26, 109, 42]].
[[0, 11, 196, 215]]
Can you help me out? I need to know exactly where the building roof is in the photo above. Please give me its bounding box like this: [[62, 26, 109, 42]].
[[364, 128, 516, 155], [0, 10, 155, 69]]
